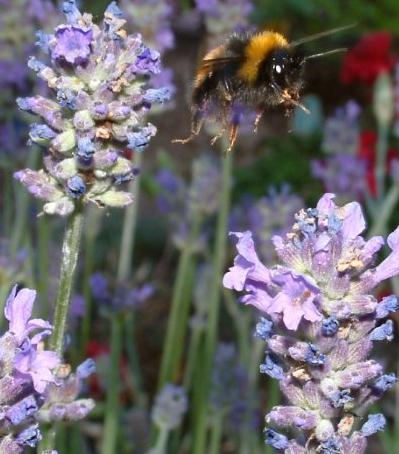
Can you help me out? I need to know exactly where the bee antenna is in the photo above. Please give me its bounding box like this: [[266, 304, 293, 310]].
[[291, 23, 357, 47], [302, 47, 347, 62]]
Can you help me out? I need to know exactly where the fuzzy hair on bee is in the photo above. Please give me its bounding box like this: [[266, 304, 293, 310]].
[[173, 25, 352, 154]]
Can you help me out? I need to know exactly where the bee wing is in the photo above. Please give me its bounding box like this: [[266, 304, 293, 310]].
[[200, 56, 243, 69]]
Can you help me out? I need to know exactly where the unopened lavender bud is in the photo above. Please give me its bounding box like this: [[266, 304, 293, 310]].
[[369, 320, 394, 341], [373, 73, 394, 128], [321, 316, 339, 336], [67, 175, 86, 198], [373, 373, 397, 392], [255, 317, 273, 340], [151, 384, 187, 431], [361, 414, 386, 437], [260, 355, 284, 380], [264, 429, 289, 450], [29, 124, 57, 146], [51, 130, 76, 153], [376, 295, 399, 318]]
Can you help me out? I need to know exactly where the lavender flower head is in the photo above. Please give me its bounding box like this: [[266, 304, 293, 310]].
[[156, 154, 221, 250], [0, 286, 59, 451], [120, 0, 174, 54], [15, 0, 170, 216], [0, 287, 95, 452], [151, 384, 188, 431], [196, 0, 253, 40], [321, 100, 360, 156], [224, 193, 399, 452], [232, 186, 304, 265], [0, 0, 57, 92], [311, 154, 367, 202]]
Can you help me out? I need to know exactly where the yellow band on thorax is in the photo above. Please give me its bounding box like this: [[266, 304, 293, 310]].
[[238, 31, 288, 83]]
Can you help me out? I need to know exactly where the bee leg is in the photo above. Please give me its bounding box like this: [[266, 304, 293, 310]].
[[253, 109, 264, 134], [224, 124, 238, 155], [172, 109, 204, 144], [210, 127, 226, 146]]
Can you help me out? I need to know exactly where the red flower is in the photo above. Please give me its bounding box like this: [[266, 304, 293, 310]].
[[357, 130, 398, 196], [341, 31, 394, 85]]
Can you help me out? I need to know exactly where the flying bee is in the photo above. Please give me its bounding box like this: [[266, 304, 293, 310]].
[[173, 25, 353, 154]]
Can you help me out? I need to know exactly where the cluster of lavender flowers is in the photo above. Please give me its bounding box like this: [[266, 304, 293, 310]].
[[0, 286, 94, 452], [231, 186, 303, 265], [90, 272, 154, 313], [210, 343, 249, 426], [312, 101, 367, 201], [195, 0, 253, 40], [0, 0, 57, 92], [15, 0, 170, 216], [224, 193, 399, 453], [156, 154, 221, 249]]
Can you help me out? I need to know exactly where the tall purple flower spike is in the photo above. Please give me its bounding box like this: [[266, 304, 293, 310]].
[[0, 286, 95, 451], [224, 193, 399, 453], [15, 0, 170, 216]]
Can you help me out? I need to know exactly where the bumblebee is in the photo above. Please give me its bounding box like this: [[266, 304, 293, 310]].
[[173, 26, 351, 154]]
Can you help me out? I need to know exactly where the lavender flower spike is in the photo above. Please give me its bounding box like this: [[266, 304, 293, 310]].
[[15, 0, 170, 216], [224, 193, 399, 453]]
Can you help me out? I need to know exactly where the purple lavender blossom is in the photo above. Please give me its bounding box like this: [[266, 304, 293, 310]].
[[196, 0, 253, 39], [14, 0, 170, 216], [210, 343, 248, 417], [121, 0, 175, 54], [151, 384, 188, 431], [312, 153, 367, 201], [232, 186, 304, 265], [156, 154, 221, 250], [224, 193, 399, 452], [322, 100, 361, 155], [90, 272, 154, 312], [37, 359, 95, 423]]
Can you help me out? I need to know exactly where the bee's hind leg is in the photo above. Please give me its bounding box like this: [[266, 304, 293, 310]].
[[253, 108, 265, 134], [172, 109, 204, 145], [210, 127, 226, 146], [224, 124, 238, 155]]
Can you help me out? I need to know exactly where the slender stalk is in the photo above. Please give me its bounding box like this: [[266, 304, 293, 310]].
[[124, 311, 144, 400], [208, 413, 224, 454], [117, 152, 142, 281], [101, 312, 123, 454], [102, 152, 142, 453], [369, 183, 399, 237], [153, 426, 169, 454], [157, 218, 201, 388], [374, 124, 389, 201], [192, 149, 233, 454], [49, 206, 84, 354], [183, 324, 203, 390]]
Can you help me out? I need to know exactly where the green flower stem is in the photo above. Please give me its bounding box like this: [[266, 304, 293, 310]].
[[192, 149, 232, 454], [153, 426, 170, 454], [183, 323, 204, 390], [208, 413, 224, 454], [124, 310, 145, 401], [102, 152, 143, 453], [101, 312, 123, 454], [158, 218, 201, 389], [375, 124, 389, 201], [117, 152, 142, 281], [49, 205, 84, 354], [369, 183, 399, 237]]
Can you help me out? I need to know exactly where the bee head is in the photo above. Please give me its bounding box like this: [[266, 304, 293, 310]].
[[269, 48, 304, 93]]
